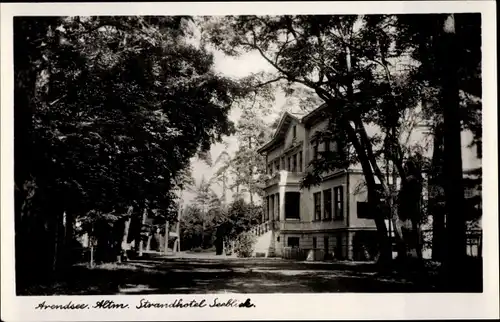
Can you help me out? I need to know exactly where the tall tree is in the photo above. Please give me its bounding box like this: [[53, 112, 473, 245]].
[[203, 15, 425, 265], [396, 13, 482, 285], [15, 16, 243, 286]]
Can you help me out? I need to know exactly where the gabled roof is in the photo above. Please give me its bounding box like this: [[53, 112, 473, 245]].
[[301, 103, 328, 126], [257, 112, 300, 154]]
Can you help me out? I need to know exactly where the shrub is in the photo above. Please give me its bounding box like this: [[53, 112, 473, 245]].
[[234, 232, 256, 258]]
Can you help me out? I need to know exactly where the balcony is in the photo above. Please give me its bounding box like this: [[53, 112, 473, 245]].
[[263, 170, 305, 188]]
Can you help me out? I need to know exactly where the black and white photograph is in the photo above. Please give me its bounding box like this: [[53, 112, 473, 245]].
[[1, 1, 498, 321]]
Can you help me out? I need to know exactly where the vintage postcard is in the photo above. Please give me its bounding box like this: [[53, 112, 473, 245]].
[[1, 1, 498, 321]]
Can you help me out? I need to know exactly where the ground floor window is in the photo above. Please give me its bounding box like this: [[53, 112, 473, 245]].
[[287, 237, 300, 248]]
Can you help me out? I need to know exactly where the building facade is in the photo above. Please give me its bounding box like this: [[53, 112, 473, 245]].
[[257, 107, 381, 261], [257, 103, 482, 261]]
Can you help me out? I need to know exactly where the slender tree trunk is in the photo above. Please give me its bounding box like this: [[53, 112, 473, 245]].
[[120, 208, 132, 262], [342, 118, 391, 266], [438, 14, 467, 290], [89, 222, 95, 268], [61, 210, 74, 269], [164, 220, 170, 254], [176, 203, 181, 253], [138, 208, 147, 257], [344, 45, 392, 267]]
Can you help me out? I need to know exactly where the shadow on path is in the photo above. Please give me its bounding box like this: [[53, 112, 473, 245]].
[[19, 256, 481, 295]]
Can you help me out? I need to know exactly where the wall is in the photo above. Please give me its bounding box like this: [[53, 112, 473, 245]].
[[346, 172, 378, 229], [279, 231, 349, 258]]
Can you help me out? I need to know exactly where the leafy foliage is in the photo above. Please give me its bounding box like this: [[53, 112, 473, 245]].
[[202, 14, 482, 264], [234, 232, 257, 258]]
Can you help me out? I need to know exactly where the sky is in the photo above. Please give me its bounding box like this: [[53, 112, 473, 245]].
[[181, 48, 281, 206]]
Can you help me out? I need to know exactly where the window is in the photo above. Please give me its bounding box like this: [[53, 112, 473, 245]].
[[312, 237, 317, 249], [334, 186, 344, 220], [288, 237, 300, 248], [285, 192, 301, 219], [323, 189, 332, 220], [293, 125, 297, 139], [275, 160, 280, 171], [357, 202, 374, 219], [292, 154, 297, 172], [269, 163, 273, 176], [287, 156, 291, 171], [324, 139, 330, 152], [464, 188, 474, 199], [324, 237, 329, 253], [313, 143, 319, 160], [298, 152, 303, 172], [314, 192, 322, 221]]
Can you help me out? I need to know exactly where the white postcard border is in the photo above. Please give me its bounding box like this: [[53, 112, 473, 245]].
[[1, 2, 498, 321]]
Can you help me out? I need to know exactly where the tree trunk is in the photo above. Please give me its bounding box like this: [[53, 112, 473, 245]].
[[343, 45, 393, 267], [342, 119, 392, 266], [121, 213, 132, 262], [431, 124, 445, 261], [176, 209, 182, 253], [438, 14, 467, 290], [138, 208, 147, 257], [164, 220, 170, 254], [61, 210, 74, 269]]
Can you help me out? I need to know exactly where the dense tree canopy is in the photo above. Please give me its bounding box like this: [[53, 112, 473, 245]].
[[14, 16, 246, 278]]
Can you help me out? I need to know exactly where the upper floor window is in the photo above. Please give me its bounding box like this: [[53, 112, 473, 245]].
[[292, 154, 297, 172], [324, 139, 330, 152], [334, 186, 344, 220], [293, 125, 297, 139], [275, 160, 280, 171], [323, 189, 332, 220], [298, 152, 303, 172], [314, 192, 322, 221], [287, 156, 292, 171], [313, 143, 319, 160]]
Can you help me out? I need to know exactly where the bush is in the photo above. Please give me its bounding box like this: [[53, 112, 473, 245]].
[[234, 232, 256, 258]]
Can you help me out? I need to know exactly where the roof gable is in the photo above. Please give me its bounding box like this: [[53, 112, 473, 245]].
[[257, 112, 299, 153]]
